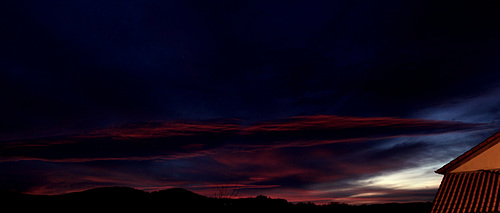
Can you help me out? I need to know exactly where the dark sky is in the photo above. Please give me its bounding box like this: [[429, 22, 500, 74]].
[[2, 0, 500, 204]]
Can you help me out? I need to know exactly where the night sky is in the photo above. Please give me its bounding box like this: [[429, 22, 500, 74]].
[[2, 0, 500, 204]]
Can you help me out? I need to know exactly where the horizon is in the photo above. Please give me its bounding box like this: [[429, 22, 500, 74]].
[[1, 185, 435, 213], [2, 0, 500, 205], [7, 185, 434, 205]]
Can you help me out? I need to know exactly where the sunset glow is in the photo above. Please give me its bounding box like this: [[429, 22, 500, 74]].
[[2, 0, 500, 205]]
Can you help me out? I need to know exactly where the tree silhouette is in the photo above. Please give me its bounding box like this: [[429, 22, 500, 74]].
[[213, 182, 241, 199]]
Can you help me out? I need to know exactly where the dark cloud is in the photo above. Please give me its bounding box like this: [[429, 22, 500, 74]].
[[0, 115, 494, 162], [0, 115, 496, 203], [2, 1, 500, 139], [2, 0, 500, 204]]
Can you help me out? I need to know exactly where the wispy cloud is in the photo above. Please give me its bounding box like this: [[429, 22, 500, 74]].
[[0, 115, 495, 162], [0, 115, 497, 203]]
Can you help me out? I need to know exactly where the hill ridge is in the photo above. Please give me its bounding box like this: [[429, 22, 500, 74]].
[[0, 186, 432, 213]]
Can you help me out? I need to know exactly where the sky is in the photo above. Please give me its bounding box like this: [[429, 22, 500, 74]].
[[2, 0, 500, 204]]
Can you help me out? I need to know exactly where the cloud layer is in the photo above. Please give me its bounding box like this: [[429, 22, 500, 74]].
[[2, 0, 500, 204], [1, 115, 494, 162], [0, 115, 497, 203]]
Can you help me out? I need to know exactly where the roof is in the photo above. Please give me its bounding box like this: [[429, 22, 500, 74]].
[[431, 170, 500, 213], [436, 131, 500, 174]]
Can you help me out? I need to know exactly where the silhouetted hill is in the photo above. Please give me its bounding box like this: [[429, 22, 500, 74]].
[[57, 186, 150, 211], [150, 187, 212, 209], [151, 187, 207, 201], [0, 187, 432, 213], [0, 188, 27, 201], [65, 186, 148, 199]]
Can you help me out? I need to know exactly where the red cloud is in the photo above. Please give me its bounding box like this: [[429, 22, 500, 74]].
[[0, 115, 495, 204], [0, 115, 494, 162], [87, 120, 242, 139]]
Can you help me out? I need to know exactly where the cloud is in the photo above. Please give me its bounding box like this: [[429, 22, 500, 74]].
[[412, 87, 500, 124], [0, 115, 497, 203], [0, 115, 495, 162], [3, 1, 500, 140], [2, 0, 500, 204], [331, 188, 439, 204]]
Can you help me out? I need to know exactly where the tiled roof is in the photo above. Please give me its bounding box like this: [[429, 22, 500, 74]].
[[431, 170, 500, 213]]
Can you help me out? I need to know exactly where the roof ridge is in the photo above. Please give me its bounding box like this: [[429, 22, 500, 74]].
[[436, 131, 500, 174]]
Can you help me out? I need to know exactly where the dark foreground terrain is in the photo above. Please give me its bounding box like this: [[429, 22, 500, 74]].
[[0, 187, 432, 213]]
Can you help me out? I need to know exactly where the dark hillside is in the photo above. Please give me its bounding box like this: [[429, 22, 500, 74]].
[[0, 187, 432, 213], [64, 186, 148, 200], [150, 187, 207, 201]]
